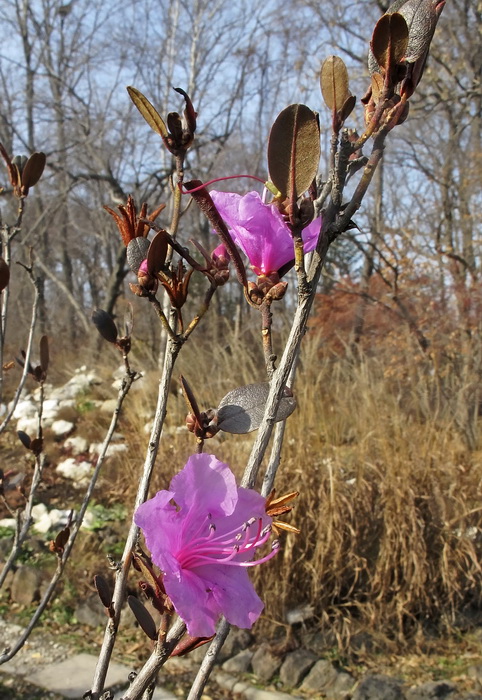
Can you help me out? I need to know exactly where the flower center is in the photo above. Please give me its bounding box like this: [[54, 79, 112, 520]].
[[177, 516, 279, 570]]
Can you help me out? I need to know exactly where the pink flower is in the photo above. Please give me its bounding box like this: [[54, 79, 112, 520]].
[[210, 190, 321, 275], [134, 453, 278, 637]]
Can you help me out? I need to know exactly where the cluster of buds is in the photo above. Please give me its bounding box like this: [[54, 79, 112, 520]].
[[17, 335, 49, 384], [363, 0, 445, 124], [0, 143, 46, 198], [247, 272, 288, 306], [181, 375, 219, 440], [127, 87, 197, 158]]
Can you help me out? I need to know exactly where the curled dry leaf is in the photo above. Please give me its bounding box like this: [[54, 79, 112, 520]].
[[127, 86, 168, 138], [94, 574, 113, 609], [91, 309, 118, 344], [17, 430, 32, 450], [217, 382, 296, 434], [127, 237, 150, 274], [127, 595, 158, 641], [267, 104, 320, 201], [0, 257, 10, 292]]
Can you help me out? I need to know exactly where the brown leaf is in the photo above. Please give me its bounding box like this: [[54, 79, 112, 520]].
[[17, 430, 32, 450], [267, 104, 320, 201], [179, 375, 202, 426], [371, 73, 385, 103], [0, 257, 9, 292], [338, 94, 356, 124], [371, 13, 409, 72], [94, 574, 113, 609], [21, 152, 46, 194], [146, 230, 168, 276], [127, 596, 158, 641], [127, 87, 168, 138], [91, 309, 118, 344], [320, 56, 351, 112]]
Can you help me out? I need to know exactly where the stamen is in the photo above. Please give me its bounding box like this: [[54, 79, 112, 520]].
[[177, 514, 279, 570]]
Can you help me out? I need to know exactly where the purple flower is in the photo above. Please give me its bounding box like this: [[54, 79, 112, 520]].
[[134, 453, 278, 637], [210, 190, 321, 275]]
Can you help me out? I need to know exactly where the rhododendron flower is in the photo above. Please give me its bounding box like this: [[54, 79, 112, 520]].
[[134, 453, 278, 637], [210, 190, 321, 275]]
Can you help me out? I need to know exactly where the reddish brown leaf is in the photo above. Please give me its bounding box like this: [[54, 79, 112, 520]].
[[267, 104, 320, 200], [371, 13, 409, 72]]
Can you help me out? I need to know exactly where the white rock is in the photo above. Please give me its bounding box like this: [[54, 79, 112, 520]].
[[0, 518, 16, 529], [56, 458, 92, 485], [89, 442, 128, 456], [32, 504, 71, 534], [64, 436, 89, 454], [16, 416, 39, 435], [43, 398, 60, 415], [100, 399, 118, 413], [12, 398, 37, 420], [80, 511, 97, 530], [51, 420, 74, 437]]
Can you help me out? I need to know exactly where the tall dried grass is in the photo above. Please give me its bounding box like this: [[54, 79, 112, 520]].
[[100, 313, 482, 651]]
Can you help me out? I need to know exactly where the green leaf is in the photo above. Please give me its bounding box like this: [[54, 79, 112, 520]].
[[127, 86, 168, 138], [267, 104, 320, 200]]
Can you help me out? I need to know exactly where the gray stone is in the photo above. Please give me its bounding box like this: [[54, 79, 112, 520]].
[[407, 681, 458, 699], [74, 594, 107, 628], [219, 628, 253, 662], [285, 604, 315, 625], [327, 671, 356, 699], [301, 659, 339, 692], [0, 563, 14, 589], [27, 652, 130, 698], [353, 674, 406, 700], [189, 627, 253, 664], [279, 648, 317, 687], [0, 534, 14, 562], [215, 672, 302, 699], [251, 643, 283, 683], [468, 666, 482, 687], [10, 565, 43, 605], [222, 649, 253, 673]]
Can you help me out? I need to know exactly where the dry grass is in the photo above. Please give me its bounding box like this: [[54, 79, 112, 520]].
[[6, 310, 481, 656]]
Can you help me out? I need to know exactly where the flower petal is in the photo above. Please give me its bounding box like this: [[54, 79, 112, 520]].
[[170, 454, 238, 532], [164, 562, 264, 637], [210, 190, 321, 274]]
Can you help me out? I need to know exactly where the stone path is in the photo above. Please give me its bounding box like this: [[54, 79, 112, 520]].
[[0, 621, 303, 700], [0, 621, 176, 699]]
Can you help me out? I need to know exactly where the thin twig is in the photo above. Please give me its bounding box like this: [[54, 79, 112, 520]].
[[89, 338, 181, 699], [120, 618, 186, 700], [0, 259, 40, 435]]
